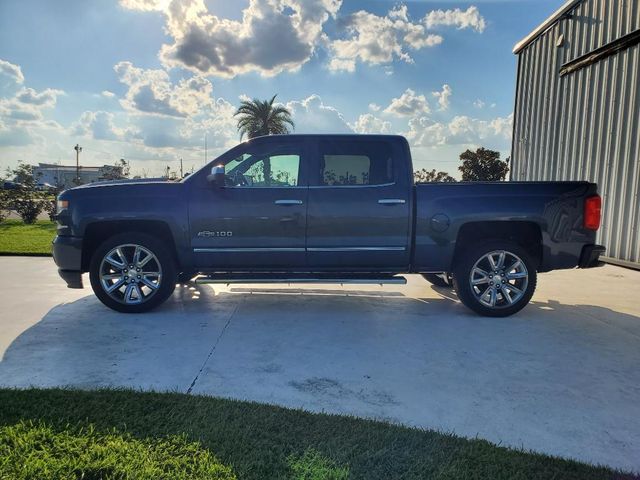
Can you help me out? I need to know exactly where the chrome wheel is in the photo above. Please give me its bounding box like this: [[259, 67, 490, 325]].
[[469, 250, 528, 309], [99, 244, 162, 305]]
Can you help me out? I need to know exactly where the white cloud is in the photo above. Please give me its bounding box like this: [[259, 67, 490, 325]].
[[0, 86, 63, 126], [16, 87, 64, 107], [72, 110, 140, 142], [432, 84, 452, 111], [285, 94, 352, 133], [119, 0, 169, 11], [424, 6, 486, 33], [114, 61, 213, 117], [473, 99, 485, 109], [0, 66, 64, 148], [101, 90, 116, 98], [368, 103, 380, 112], [0, 58, 24, 84], [351, 113, 391, 134], [328, 5, 442, 72], [122, 0, 341, 78], [405, 113, 513, 148], [383, 88, 430, 117]]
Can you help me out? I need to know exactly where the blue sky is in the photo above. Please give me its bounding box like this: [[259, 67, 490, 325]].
[[0, 0, 561, 177]]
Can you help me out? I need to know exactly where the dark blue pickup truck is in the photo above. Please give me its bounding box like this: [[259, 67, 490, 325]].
[[53, 134, 604, 317]]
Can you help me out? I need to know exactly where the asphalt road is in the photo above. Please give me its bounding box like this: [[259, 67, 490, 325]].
[[0, 256, 638, 472]]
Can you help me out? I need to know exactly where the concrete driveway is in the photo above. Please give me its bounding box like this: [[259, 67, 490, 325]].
[[0, 256, 638, 472]]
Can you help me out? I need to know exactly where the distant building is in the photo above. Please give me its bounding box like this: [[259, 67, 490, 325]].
[[33, 163, 122, 189], [511, 0, 640, 269]]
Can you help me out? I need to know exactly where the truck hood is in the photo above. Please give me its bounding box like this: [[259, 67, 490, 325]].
[[59, 178, 184, 200], [72, 178, 175, 189]]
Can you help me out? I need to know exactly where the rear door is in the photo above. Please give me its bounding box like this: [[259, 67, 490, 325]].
[[188, 137, 308, 269], [306, 136, 412, 270]]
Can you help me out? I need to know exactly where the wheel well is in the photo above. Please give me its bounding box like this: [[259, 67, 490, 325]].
[[81, 220, 177, 272], [453, 221, 542, 270]]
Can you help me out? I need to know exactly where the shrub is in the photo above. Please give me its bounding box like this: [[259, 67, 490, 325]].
[[12, 188, 44, 224], [42, 196, 57, 221], [0, 190, 9, 222], [0, 421, 237, 480]]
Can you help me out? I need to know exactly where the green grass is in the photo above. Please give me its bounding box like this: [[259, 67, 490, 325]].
[[0, 421, 235, 480], [0, 388, 630, 480], [0, 219, 56, 255]]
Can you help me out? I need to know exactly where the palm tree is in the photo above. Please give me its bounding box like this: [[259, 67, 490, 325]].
[[234, 94, 294, 140]]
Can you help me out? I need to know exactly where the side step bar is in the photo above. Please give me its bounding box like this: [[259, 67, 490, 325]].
[[195, 274, 407, 286]]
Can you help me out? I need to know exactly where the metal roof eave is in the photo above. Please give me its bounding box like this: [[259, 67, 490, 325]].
[[513, 0, 583, 54]]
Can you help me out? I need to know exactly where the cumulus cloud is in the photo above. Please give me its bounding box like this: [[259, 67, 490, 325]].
[[383, 88, 430, 117], [432, 84, 452, 111], [405, 113, 513, 148], [368, 103, 381, 112], [473, 99, 485, 109], [328, 5, 442, 72], [180, 97, 238, 149], [0, 65, 63, 147], [16, 87, 64, 107], [0, 85, 63, 126], [351, 113, 391, 134], [121, 0, 341, 78], [72, 110, 141, 142], [0, 58, 24, 84], [424, 6, 486, 33], [114, 61, 213, 117], [101, 90, 116, 98], [285, 94, 352, 133]]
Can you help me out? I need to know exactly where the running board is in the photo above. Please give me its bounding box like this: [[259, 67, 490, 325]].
[[195, 274, 407, 286]]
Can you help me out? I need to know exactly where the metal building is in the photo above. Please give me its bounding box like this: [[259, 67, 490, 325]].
[[511, 0, 640, 269]]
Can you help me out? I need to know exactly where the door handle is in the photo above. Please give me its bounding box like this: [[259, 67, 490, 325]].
[[378, 199, 406, 205], [275, 199, 303, 205]]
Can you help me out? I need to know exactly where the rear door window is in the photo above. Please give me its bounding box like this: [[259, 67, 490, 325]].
[[317, 140, 394, 186]]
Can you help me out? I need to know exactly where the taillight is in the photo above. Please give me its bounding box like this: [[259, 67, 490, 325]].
[[584, 195, 601, 230]]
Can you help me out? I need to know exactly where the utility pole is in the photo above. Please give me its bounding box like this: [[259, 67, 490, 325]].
[[74, 144, 82, 185], [180, 157, 183, 178]]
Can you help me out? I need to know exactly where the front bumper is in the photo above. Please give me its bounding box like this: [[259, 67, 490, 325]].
[[52, 235, 84, 288], [578, 244, 606, 268]]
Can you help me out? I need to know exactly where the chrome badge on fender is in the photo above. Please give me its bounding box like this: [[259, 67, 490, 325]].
[[197, 230, 233, 237]]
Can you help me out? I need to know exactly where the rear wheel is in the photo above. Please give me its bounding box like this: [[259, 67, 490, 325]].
[[89, 232, 177, 313], [453, 241, 536, 317], [422, 272, 453, 288]]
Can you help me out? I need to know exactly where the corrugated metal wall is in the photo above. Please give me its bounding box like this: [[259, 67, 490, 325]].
[[512, 0, 640, 267]]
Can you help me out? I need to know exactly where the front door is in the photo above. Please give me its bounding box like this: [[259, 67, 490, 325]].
[[188, 137, 308, 269], [306, 137, 412, 270]]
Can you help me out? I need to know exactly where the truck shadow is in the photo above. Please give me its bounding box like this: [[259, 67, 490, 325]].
[[0, 283, 639, 392]]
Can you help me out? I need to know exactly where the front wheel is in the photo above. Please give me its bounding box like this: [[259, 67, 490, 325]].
[[453, 241, 537, 317], [89, 232, 177, 313]]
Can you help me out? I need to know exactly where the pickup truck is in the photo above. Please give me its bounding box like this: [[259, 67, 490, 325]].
[[53, 134, 605, 317]]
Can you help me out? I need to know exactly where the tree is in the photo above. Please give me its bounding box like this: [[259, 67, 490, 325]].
[[234, 94, 294, 140], [6, 162, 44, 224], [414, 168, 456, 183], [99, 159, 130, 181], [458, 148, 509, 181], [234, 95, 294, 184]]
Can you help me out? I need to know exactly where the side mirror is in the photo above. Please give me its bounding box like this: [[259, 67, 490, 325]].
[[207, 165, 225, 187]]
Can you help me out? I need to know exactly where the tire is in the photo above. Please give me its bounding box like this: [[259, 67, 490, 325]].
[[89, 232, 177, 313], [452, 240, 537, 317], [422, 272, 453, 288]]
